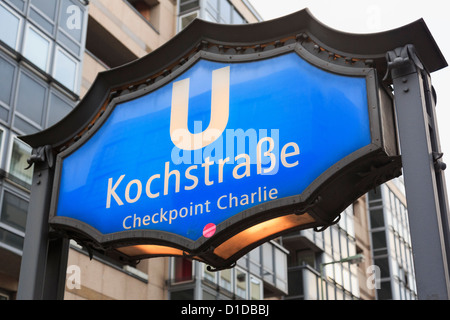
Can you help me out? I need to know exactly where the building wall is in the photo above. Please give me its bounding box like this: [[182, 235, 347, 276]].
[[282, 203, 363, 300], [353, 195, 376, 300], [0, 0, 89, 300]]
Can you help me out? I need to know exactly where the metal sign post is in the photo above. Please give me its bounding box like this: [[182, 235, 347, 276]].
[[16, 146, 68, 300], [387, 44, 450, 299]]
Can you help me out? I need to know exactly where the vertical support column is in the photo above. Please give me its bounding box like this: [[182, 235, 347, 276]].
[[387, 45, 450, 299], [17, 146, 68, 300], [43, 237, 70, 299]]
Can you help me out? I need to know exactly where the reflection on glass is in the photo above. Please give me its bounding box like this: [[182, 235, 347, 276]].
[[0, 4, 20, 49], [9, 138, 33, 185], [23, 26, 50, 71], [1, 191, 28, 232], [54, 48, 77, 91]]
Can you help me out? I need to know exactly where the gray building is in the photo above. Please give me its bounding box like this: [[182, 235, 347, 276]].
[[367, 179, 417, 299], [0, 0, 88, 300]]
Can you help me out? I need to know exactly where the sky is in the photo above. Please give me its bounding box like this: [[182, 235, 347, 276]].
[[249, 0, 450, 192]]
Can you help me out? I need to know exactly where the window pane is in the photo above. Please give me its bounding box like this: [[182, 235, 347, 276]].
[[180, 12, 198, 30], [29, 7, 55, 35], [296, 250, 315, 267], [370, 208, 385, 228], [0, 227, 24, 251], [173, 257, 192, 282], [372, 230, 387, 249], [7, 0, 26, 12], [0, 4, 20, 49], [378, 281, 393, 300], [250, 277, 262, 300], [203, 263, 216, 283], [232, 10, 245, 24], [219, 0, 231, 23], [23, 26, 50, 71], [180, 0, 199, 14], [53, 48, 77, 91], [31, 0, 57, 20], [47, 92, 73, 127], [236, 269, 247, 299], [1, 191, 28, 232], [0, 56, 15, 105], [374, 257, 390, 278], [220, 268, 232, 291], [206, 0, 217, 9], [9, 138, 33, 185], [16, 72, 46, 125]]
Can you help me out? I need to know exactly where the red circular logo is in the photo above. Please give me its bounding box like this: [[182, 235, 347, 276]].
[[203, 223, 216, 238]]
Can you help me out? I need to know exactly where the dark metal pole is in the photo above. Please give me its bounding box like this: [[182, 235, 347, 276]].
[[387, 44, 450, 299], [43, 237, 70, 299], [17, 146, 68, 300]]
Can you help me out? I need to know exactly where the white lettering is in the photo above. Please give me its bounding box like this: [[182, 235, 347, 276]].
[[233, 154, 250, 179], [281, 142, 300, 168], [184, 165, 198, 190], [145, 174, 160, 198], [257, 137, 276, 174], [125, 179, 142, 203], [106, 175, 125, 208], [202, 157, 214, 186], [164, 161, 180, 195], [107, 138, 300, 209]]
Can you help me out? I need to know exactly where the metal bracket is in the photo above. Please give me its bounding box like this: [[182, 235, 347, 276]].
[[206, 261, 237, 272], [25, 145, 54, 169], [384, 44, 424, 81], [314, 214, 341, 233], [433, 152, 447, 171]]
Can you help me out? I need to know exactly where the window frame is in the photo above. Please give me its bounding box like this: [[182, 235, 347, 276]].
[[22, 22, 53, 73], [178, 10, 199, 32], [234, 266, 248, 299], [0, 1, 23, 51], [5, 134, 33, 187], [13, 68, 49, 131], [249, 275, 263, 300], [46, 88, 74, 128], [170, 256, 195, 284], [53, 45, 79, 92]]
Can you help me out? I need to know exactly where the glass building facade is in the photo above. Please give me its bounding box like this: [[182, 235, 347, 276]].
[[178, 0, 255, 31], [168, 240, 288, 300], [0, 0, 87, 259], [367, 179, 417, 299], [283, 206, 361, 300]]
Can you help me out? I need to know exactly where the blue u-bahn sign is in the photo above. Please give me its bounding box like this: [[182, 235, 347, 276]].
[[54, 52, 371, 241], [22, 12, 404, 268]]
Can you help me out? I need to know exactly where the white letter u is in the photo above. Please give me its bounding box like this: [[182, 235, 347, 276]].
[[170, 66, 230, 150]]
